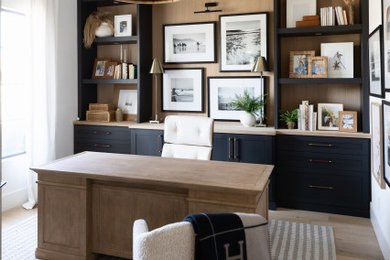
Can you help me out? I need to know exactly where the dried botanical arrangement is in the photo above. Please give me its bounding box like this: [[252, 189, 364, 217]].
[[84, 11, 114, 48]]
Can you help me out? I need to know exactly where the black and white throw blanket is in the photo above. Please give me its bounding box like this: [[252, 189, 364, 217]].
[[184, 213, 271, 260]]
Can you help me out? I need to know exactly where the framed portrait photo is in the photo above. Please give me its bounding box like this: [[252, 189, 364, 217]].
[[162, 68, 204, 113], [309, 56, 328, 78], [339, 111, 357, 132], [383, 0, 390, 91], [208, 76, 264, 121], [163, 22, 216, 64], [289, 51, 315, 78], [382, 100, 390, 187], [317, 103, 344, 131], [321, 42, 354, 78], [104, 62, 118, 79], [92, 58, 111, 79], [219, 12, 268, 72], [369, 26, 385, 98], [114, 14, 132, 37], [371, 103, 386, 189]]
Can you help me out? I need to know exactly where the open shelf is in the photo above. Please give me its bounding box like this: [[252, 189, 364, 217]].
[[94, 36, 138, 45], [279, 78, 362, 85], [82, 79, 138, 85], [278, 24, 362, 37]]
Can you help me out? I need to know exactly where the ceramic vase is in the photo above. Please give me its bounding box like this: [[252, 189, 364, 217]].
[[95, 22, 114, 37], [240, 112, 256, 127]]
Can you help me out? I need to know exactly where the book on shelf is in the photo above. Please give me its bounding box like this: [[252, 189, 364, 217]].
[[298, 101, 316, 131], [320, 6, 348, 26], [128, 64, 137, 80]]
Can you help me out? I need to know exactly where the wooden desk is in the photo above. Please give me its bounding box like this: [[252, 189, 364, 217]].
[[32, 152, 273, 260]]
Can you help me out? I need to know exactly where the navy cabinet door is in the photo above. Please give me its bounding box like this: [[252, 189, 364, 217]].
[[130, 129, 164, 156], [234, 135, 274, 164], [212, 134, 235, 161]]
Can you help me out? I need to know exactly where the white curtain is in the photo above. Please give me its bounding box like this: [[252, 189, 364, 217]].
[[23, 0, 58, 209]]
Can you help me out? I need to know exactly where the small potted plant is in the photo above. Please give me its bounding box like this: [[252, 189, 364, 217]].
[[280, 109, 298, 129], [230, 90, 266, 127]]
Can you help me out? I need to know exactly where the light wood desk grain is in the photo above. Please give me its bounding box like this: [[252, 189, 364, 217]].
[[31, 152, 273, 260]]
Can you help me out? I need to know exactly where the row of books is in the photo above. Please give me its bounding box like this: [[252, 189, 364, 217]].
[[114, 63, 137, 80], [320, 6, 348, 26], [297, 101, 317, 131]]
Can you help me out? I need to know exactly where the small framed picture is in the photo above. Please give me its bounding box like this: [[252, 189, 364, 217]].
[[382, 0, 390, 91], [339, 111, 357, 132], [371, 103, 386, 189], [208, 76, 264, 121], [118, 89, 137, 115], [286, 0, 316, 28], [114, 14, 132, 37], [219, 12, 268, 72], [369, 26, 385, 98], [382, 100, 390, 187], [162, 68, 204, 113], [104, 62, 118, 79], [317, 103, 344, 131], [163, 22, 216, 64], [321, 42, 354, 78], [309, 56, 328, 78], [92, 58, 111, 79], [289, 51, 315, 78]]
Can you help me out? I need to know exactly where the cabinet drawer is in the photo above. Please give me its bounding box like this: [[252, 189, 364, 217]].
[[75, 139, 131, 154], [277, 135, 370, 156], [75, 125, 130, 141]]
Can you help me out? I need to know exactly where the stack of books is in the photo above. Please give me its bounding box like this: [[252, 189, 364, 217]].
[[297, 100, 317, 131], [296, 15, 320, 28], [320, 6, 348, 26], [113, 63, 138, 80]]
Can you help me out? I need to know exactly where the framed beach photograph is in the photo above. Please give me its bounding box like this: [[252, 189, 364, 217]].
[[289, 51, 315, 78], [317, 103, 344, 131], [162, 68, 204, 113], [369, 26, 385, 97], [118, 89, 137, 115], [208, 76, 264, 121], [321, 42, 354, 78], [163, 22, 216, 64], [219, 13, 268, 72], [92, 58, 111, 79], [114, 14, 132, 37], [371, 103, 386, 189], [309, 56, 328, 78], [383, 0, 390, 91], [104, 62, 118, 79], [339, 111, 357, 132], [286, 0, 316, 28], [382, 100, 390, 187]]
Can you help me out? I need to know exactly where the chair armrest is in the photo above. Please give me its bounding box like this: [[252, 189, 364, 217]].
[[133, 219, 149, 237]]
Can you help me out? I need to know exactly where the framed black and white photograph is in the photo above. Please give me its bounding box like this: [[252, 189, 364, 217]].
[[118, 89, 137, 115], [382, 100, 390, 187], [162, 68, 204, 112], [163, 22, 216, 64], [321, 42, 354, 78], [371, 103, 386, 189], [219, 13, 268, 72], [369, 26, 385, 98], [208, 77, 264, 121], [383, 0, 390, 91], [114, 14, 132, 37]]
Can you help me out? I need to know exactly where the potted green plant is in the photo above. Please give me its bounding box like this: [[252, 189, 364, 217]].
[[229, 90, 266, 127], [280, 109, 298, 129]]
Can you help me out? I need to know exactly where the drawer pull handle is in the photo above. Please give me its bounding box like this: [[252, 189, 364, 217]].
[[93, 131, 111, 135], [93, 144, 111, 148], [309, 159, 334, 164], [308, 185, 334, 190], [308, 143, 334, 147], [158, 135, 163, 153], [228, 137, 232, 159], [233, 137, 238, 160]]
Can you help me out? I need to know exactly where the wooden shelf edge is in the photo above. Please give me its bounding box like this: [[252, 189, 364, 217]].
[[278, 78, 362, 85], [82, 79, 138, 85], [275, 129, 370, 139], [94, 36, 138, 45], [278, 24, 362, 37]]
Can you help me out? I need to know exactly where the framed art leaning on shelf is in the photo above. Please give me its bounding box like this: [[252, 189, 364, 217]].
[[371, 102, 386, 189], [369, 26, 385, 97], [321, 42, 354, 78], [382, 100, 390, 187]]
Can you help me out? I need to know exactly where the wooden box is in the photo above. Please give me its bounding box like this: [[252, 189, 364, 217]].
[[86, 110, 115, 122], [89, 103, 115, 111]]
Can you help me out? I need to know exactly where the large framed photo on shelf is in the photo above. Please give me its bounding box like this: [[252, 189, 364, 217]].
[[163, 22, 216, 64], [317, 103, 343, 131], [289, 51, 315, 78], [162, 68, 204, 113], [118, 89, 137, 115], [286, 0, 316, 28], [369, 26, 385, 97], [208, 76, 264, 121], [219, 13, 267, 72], [383, 0, 390, 91], [321, 42, 354, 78], [382, 100, 390, 187], [371, 103, 386, 189]]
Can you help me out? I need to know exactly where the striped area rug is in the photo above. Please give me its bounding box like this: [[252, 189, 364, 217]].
[[269, 219, 336, 260]]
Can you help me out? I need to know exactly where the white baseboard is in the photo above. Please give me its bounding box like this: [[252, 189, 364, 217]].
[[2, 188, 27, 212], [371, 206, 390, 260]]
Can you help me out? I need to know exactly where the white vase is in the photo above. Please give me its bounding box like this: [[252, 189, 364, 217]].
[[240, 112, 256, 127], [95, 22, 113, 37]]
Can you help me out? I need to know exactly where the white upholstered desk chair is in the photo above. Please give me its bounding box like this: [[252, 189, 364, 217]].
[[161, 115, 214, 160]]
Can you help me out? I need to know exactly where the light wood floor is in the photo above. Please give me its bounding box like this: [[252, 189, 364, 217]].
[[2, 207, 384, 260]]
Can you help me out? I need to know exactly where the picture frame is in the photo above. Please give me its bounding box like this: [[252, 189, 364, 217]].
[[289, 51, 315, 78], [369, 0, 382, 34], [219, 12, 268, 72], [163, 22, 216, 64], [208, 76, 264, 121], [371, 103, 386, 189], [92, 58, 111, 79], [339, 111, 357, 132], [309, 56, 328, 78], [118, 89, 137, 115], [383, 0, 390, 91], [369, 26, 385, 98], [321, 42, 354, 78], [162, 68, 204, 113], [114, 14, 132, 37], [382, 100, 390, 187], [286, 0, 316, 28], [317, 103, 344, 131], [104, 62, 118, 79]]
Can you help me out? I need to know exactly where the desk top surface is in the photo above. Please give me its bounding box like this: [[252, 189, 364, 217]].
[[32, 152, 273, 194]]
